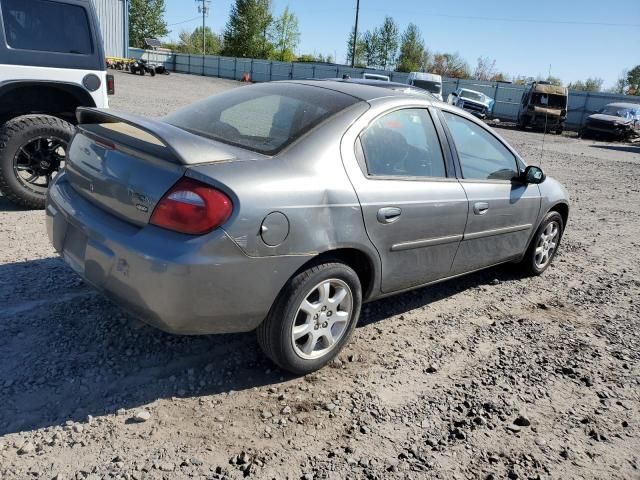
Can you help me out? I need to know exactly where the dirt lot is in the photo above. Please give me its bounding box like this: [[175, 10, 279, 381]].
[[1, 71, 639, 480]]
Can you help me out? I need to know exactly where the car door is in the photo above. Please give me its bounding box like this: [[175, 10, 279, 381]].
[[345, 107, 469, 293], [439, 110, 541, 274]]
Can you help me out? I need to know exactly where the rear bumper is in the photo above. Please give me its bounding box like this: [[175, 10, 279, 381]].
[[46, 173, 309, 334]]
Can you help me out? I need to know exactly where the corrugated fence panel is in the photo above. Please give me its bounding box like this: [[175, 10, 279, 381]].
[[92, 0, 127, 58], [127, 48, 640, 130]]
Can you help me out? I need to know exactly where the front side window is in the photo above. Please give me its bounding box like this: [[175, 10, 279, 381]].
[[442, 111, 518, 181], [360, 109, 446, 178], [165, 83, 358, 155], [1, 0, 93, 54]]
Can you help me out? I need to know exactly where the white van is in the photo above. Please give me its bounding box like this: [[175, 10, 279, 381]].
[[407, 72, 443, 101]]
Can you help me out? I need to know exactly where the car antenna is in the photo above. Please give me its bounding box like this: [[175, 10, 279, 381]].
[[539, 64, 552, 167]]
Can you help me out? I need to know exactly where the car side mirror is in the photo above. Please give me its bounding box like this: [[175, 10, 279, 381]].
[[521, 165, 545, 184]]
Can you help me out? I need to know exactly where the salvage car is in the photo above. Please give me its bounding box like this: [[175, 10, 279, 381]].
[[447, 88, 494, 119], [46, 81, 570, 374], [517, 82, 568, 134], [407, 72, 443, 101], [579, 102, 640, 140]]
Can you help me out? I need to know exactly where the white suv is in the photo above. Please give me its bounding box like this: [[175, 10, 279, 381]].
[[0, 0, 113, 208]]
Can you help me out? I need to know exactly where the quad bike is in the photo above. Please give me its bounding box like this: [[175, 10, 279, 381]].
[[129, 59, 156, 77]]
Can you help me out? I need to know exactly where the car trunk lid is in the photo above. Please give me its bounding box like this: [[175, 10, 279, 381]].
[[65, 108, 240, 226]]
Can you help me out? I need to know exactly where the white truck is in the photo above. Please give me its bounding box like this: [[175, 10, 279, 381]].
[[407, 72, 443, 101], [0, 0, 113, 208]]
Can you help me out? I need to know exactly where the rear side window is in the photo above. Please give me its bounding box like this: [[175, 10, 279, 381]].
[[360, 109, 446, 178], [165, 83, 359, 155], [1, 0, 93, 54]]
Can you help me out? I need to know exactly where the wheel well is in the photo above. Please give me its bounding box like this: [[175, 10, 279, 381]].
[[299, 248, 376, 300], [0, 82, 96, 125], [549, 202, 569, 227]]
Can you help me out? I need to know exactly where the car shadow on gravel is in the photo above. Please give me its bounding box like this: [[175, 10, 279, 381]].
[[0, 194, 32, 211], [0, 257, 523, 436], [590, 144, 640, 154]]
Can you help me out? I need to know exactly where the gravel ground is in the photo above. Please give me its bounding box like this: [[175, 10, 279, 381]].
[[1, 71, 639, 480]]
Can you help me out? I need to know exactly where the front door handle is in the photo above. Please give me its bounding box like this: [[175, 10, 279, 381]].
[[473, 202, 489, 215], [377, 207, 402, 224]]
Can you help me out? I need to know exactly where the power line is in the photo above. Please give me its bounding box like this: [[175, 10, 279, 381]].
[[363, 10, 640, 28], [167, 16, 201, 27]]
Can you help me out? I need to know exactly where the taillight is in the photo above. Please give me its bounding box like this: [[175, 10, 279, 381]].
[[150, 177, 233, 235], [106, 74, 115, 95]]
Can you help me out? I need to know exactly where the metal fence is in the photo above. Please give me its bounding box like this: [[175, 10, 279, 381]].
[[130, 48, 639, 131]]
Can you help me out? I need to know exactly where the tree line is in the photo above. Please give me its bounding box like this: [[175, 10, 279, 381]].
[[128, 0, 639, 94]]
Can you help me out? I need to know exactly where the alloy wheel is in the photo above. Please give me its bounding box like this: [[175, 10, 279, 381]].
[[534, 221, 559, 269], [291, 279, 353, 360], [13, 136, 67, 194]]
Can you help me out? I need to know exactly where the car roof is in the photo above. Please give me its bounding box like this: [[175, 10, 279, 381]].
[[285, 79, 438, 103], [605, 102, 640, 109]]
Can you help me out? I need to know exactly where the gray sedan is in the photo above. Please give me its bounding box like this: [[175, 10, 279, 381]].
[[46, 80, 569, 374]]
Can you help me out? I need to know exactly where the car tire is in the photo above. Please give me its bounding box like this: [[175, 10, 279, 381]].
[[257, 262, 362, 375], [0, 115, 74, 209], [519, 211, 564, 276]]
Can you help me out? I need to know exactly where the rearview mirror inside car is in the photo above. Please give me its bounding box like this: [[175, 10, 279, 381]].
[[522, 165, 545, 184]]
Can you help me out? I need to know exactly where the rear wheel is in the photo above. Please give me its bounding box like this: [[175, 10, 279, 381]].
[[0, 115, 73, 209], [519, 211, 564, 275], [257, 262, 362, 375]]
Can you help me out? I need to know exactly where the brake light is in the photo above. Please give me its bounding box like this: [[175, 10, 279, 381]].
[[106, 74, 115, 95], [150, 177, 233, 235]]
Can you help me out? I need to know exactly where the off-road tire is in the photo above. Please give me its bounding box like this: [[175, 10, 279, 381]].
[[257, 262, 362, 375], [0, 115, 74, 209], [519, 211, 564, 276]]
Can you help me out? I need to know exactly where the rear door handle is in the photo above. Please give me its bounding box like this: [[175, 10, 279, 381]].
[[377, 207, 402, 224], [473, 202, 489, 215]]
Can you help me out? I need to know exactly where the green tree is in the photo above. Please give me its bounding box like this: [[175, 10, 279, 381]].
[[270, 6, 300, 62], [567, 77, 604, 92], [190, 26, 223, 55], [545, 75, 563, 86], [396, 23, 425, 73], [129, 0, 169, 49], [346, 27, 365, 67], [377, 16, 399, 70], [362, 29, 381, 68], [222, 0, 273, 58], [626, 65, 640, 95]]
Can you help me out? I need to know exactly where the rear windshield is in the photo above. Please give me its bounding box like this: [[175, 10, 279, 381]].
[[1, 0, 93, 54], [412, 80, 441, 94], [165, 83, 359, 155], [532, 93, 566, 108]]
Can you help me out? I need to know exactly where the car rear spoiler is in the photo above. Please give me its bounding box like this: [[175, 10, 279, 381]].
[[76, 107, 236, 165]]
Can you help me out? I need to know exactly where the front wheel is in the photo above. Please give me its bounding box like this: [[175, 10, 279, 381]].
[[257, 262, 362, 375], [0, 115, 73, 209], [519, 211, 564, 275]]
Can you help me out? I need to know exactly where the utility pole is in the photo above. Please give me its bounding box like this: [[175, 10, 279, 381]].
[[351, 0, 360, 68], [195, 0, 211, 55]]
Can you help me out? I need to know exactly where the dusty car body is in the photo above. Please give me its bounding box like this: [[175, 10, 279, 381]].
[[46, 80, 569, 374], [447, 88, 494, 119], [517, 82, 568, 133], [580, 102, 640, 140]]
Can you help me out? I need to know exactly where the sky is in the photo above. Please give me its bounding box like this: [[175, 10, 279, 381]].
[[162, 0, 640, 89]]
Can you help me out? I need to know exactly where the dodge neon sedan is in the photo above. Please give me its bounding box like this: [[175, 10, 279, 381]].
[[46, 81, 569, 374]]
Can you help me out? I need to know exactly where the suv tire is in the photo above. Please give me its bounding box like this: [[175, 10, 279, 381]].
[[0, 115, 74, 209], [257, 262, 362, 375]]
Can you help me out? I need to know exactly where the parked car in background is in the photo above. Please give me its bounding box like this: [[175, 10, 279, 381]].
[[517, 81, 568, 134], [407, 72, 443, 101], [447, 88, 494, 119], [0, 0, 113, 208], [47, 80, 569, 375], [580, 102, 640, 140], [362, 73, 390, 82]]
